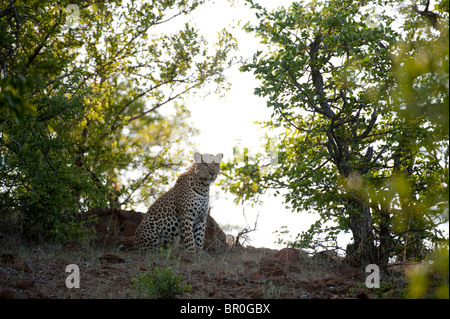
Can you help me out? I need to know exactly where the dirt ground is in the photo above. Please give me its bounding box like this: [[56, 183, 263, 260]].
[[0, 242, 409, 299]]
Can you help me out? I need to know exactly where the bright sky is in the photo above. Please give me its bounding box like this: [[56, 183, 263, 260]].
[[177, 0, 340, 249]]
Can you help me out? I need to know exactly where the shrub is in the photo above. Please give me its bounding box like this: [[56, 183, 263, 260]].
[[131, 265, 192, 299]]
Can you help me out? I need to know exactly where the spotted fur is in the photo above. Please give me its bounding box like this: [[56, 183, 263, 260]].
[[135, 152, 223, 253]]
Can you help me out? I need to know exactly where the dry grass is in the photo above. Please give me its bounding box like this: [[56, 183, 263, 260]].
[[0, 241, 407, 299]]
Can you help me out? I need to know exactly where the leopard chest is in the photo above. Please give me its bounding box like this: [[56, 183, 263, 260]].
[[175, 187, 208, 219]]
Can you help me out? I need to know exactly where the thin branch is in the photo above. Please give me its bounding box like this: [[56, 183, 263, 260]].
[[231, 211, 259, 249], [356, 107, 378, 141], [0, 2, 14, 19], [127, 82, 198, 123], [277, 109, 303, 132], [119, 170, 153, 207], [365, 125, 404, 139], [30, 71, 73, 95], [21, 19, 61, 74], [286, 71, 323, 115]]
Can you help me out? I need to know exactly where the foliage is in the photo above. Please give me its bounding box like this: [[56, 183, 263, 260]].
[[221, 0, 448, 268], [0, 0, 236, 241], [131, 265, 192, 299], [406, 246, 449, 299]]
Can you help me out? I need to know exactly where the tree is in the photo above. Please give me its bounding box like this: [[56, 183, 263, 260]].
[[0, 0, 236, 241], [222, 0, 448, 268]]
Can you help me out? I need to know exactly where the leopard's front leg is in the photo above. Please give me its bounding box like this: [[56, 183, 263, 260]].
[[193, 219, 206, 252], [182, 216, 196, 253]]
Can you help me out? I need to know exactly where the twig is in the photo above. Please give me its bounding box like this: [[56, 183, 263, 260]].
[[232, 211, 259, 249], [30, 72, 73, 95]]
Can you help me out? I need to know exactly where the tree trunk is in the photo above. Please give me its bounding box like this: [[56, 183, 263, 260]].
[[346, 197, 378, 268], [378, 205, 393, 269]]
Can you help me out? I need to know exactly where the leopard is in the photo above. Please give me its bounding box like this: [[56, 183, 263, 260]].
[[135, 152, 223, 253]]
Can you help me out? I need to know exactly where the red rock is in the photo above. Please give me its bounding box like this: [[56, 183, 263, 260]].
[[203, 214, 229, 252], [15, 279, 34, 290], [262, 264, 286, 277], [0, 288, 20, 299], [248, 271, 266, 283], [0, 252, 19, 264], [87, 208, 228, 252], [258, 257, 286, 277], [118, 236, 135, 248], [137, 262, 147, 271], [215, 274, 227, 280], [99, 253, 125, 264], [0, 252, 32, 273], [260, 256, 278, 267], [274, 248, 302, 263]]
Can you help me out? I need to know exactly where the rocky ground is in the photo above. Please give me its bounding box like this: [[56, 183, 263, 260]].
[[0, 209, 409, 299], [0, 244, 410, 299]]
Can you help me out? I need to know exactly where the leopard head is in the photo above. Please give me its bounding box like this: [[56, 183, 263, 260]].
[[193, 152, 223, 184]]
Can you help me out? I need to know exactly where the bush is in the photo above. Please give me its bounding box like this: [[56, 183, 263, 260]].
[[131, 266, 192, 299], [0, 92, 108, 242]]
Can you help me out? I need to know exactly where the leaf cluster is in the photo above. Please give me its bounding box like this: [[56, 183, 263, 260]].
[[0, 0, 237, 241]]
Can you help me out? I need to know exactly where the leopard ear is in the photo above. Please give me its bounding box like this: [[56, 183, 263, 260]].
[[193, 152, 202, 163], [213, 153, 223, 163]]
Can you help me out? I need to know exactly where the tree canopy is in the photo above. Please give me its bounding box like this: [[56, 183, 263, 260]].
[[221, 0, 448, 269], [0, 0, 236, 241]]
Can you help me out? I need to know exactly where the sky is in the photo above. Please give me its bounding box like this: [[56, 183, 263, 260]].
[[168, 0, 344, 249]]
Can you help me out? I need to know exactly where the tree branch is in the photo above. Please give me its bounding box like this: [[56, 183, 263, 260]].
[[308, 35, 337, 119], [21, 19, 61, 74], [127, 82, 198, 123], [356, 107, 378, 141], [412, 1, 439, 29], [0, 2, 14, 19], [30, 71, 73, 95]]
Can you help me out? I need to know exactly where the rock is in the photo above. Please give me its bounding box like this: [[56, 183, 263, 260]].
[[137, 262, 147, 271], [86, 208, 143, 249], [0, 252, 19, 264], [260, 256, 278, 267], [122, 221, 137, 237], [203, 214, 229, 252], [259, 256, 286, 277], [118, 236, 135, 249], [248, 271, 266, 283], [0, 252, 32, 273], [261, 263, 286, 277], [314, 249, 339, 262], [15, 279, 34, 290], [0, 287, 20, 299], [99, 253, 125, 264], [274, 248, 303, 264], [255, 248, 308, 278], [87, 207, 228, 252], [243, 287, 264, 298]]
